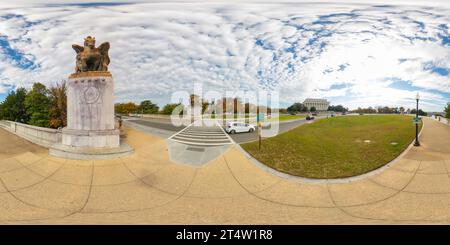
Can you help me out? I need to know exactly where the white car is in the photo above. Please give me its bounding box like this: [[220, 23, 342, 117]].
[[225, 122, 256, 134]]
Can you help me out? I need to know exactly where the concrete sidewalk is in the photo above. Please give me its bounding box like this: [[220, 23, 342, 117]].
[[0, 117, 449, 224]]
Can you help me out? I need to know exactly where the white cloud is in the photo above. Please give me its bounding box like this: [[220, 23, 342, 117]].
[[0, 84, 9, 94], [0, 1, 449, 111]]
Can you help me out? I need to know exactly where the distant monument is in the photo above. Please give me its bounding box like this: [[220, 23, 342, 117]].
[[50, 36, 132, 159]]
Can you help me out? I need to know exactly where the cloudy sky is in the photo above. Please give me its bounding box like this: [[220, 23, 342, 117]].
[[0, 0, 449, 111]]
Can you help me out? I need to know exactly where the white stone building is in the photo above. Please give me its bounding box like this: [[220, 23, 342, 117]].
[[303, 98, 330, 111]]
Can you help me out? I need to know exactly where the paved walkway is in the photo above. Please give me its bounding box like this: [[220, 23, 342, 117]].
[[0, 117, 449, 224], [167, 123, 234, 166]]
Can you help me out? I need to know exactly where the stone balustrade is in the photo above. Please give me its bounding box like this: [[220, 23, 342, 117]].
[[0, 120, 62, 148]]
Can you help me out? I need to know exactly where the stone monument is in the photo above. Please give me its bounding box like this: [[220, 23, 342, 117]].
[[50, 36, 133, 159]]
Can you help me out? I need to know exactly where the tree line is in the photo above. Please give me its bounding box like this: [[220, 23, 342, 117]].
[[444, 103, 450, 119], [0, 82, 67, 128], [2, 85, 449, 129], [115, 100, 188, 115], [115, 94, 275, 116], [352, 106, 428, 116], [286, 102, 437, 117], [89, 97, 450, 118], [286, 102, 348, 113]]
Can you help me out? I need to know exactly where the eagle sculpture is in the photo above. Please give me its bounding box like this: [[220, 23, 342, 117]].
[[72, 36, 110, 73]]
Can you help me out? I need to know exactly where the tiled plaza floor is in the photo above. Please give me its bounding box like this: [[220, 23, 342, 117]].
[[0, 118, 449, 224]]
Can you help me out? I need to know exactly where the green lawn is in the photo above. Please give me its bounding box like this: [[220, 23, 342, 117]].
[[267, 114, 306, 122], [241, 115, 420, 179]]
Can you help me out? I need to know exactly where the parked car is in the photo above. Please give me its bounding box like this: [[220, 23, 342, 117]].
[[306, 115, 315, 120], [225, 122, 255, 134], [312, 113, 318, 116]]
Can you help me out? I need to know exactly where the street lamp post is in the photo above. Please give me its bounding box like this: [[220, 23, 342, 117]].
[[414, 92, 420, 147]]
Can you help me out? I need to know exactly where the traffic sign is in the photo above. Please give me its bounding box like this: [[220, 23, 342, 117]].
[[413, 117, 422, 124], [257, 113, 265, 122]]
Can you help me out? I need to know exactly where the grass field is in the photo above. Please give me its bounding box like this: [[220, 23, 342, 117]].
[[267, 114, 306, 122], [241, 115, 420, 179]]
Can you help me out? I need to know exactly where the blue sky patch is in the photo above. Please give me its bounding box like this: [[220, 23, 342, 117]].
[[1, 14, 23, 20], [255, 39, 274, 50], [424, 62, 450, 76], [430, 67, 450, 76], [318, 12, 357, 19], [413, 21, 425, 30], [0, 84, 14, 102], [389, 79, 450, 101], [438, 33, 450, 46], [312, 20, 337, 25], [0, 36, 38, 70], [47, 2, 133, 8], [0, 93, 6, 102], [287, 63, 294, 73], [338, 63, 348, 71], [389, 79, 421, 91]]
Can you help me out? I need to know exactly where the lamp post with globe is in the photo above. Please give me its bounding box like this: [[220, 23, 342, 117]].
[[414, 92, 420, 147]]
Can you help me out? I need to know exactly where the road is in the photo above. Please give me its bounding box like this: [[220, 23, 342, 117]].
[[125, 116, 327, 143], [125, 117, 185, 132]]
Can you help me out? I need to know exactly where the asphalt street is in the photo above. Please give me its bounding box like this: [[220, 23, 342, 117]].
[[125, 116, 326, 143], [126, 118, 185, 131]]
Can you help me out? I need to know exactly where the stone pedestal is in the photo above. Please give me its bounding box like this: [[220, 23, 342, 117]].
[[62, 71, 119, 148], [50, 71, 133, 160]]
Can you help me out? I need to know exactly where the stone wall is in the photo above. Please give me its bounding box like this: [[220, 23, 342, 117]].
[[433, 115, 450, 126], [0, 120, 61, 147]]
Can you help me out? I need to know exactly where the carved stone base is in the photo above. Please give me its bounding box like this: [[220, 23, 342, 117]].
[[63, 72, 119, 148], [62, 128, 120, 148], [66, 72, 115, 132], [50, 141, 133, 160], [53, 72, 133, 160]]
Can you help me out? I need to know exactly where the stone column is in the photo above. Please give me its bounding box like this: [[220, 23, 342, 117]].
[[62, 71, 120, 148]]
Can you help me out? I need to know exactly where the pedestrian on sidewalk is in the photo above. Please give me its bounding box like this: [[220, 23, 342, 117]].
[[118, 115, 123, 129]]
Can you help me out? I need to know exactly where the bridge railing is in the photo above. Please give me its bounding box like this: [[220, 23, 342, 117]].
[[432, 116, 450, 126], [0, 120, 62, 147]]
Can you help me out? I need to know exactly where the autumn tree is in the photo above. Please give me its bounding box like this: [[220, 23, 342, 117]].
[[115, 102, 138, 115], [48, 81, 67, 128]]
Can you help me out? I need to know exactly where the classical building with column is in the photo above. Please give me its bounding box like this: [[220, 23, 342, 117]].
[[303, 98, 330, 111]]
